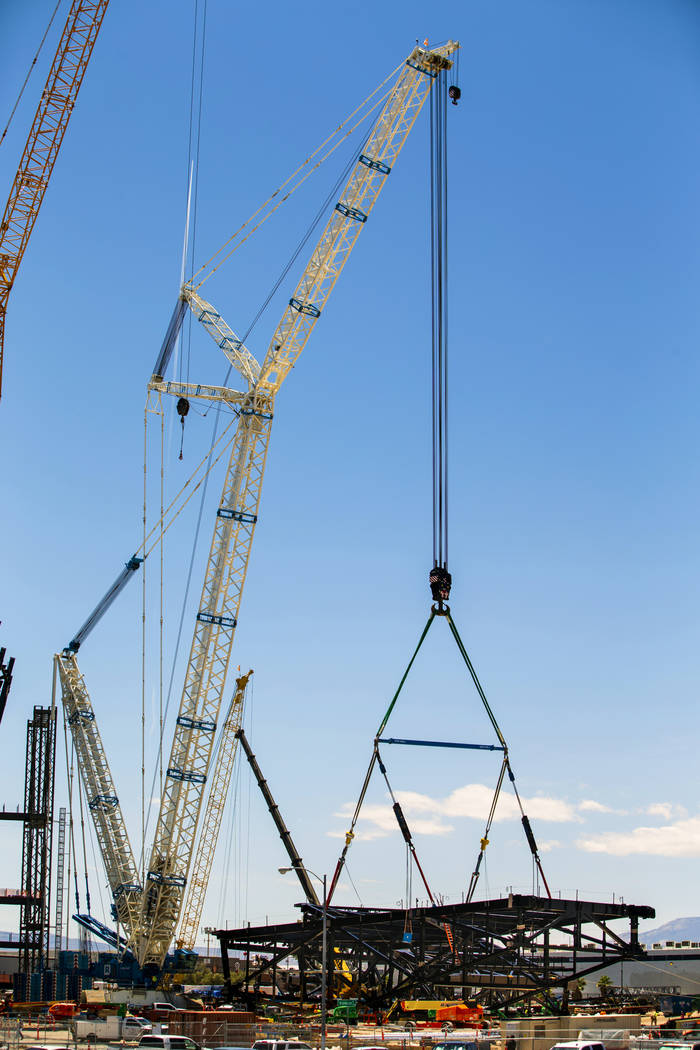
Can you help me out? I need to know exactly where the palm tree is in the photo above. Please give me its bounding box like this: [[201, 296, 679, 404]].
[[597, 975, 613, 999]]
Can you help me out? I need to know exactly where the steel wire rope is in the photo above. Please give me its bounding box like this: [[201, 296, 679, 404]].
[[141, 401, 148, 884], [217, 740, 241, 926], [0, 0, 62, 149], [136, 413, 237, 558], [159, 398, 165, 796], [62, 701, 81, 932], [189, 63, 402, 289], [137, 3, 212, 839], [141, 115, 373, 883], [80, 773, 108, 932], [142, 132, 369, 851], [430, 69, 449, 574], [341, 862, 364, 907], [183, 0, 208, 384], [244, 675, 254, 921], [74, 744, 92, 916]]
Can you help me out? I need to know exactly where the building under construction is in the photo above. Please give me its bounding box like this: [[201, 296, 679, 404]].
[[215, 894, 655, 1012]]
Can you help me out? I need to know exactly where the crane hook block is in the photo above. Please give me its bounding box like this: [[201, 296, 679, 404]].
[[448, 85, 461, 105], [429, 564, 452, 604], [177, 397, 190, 419]]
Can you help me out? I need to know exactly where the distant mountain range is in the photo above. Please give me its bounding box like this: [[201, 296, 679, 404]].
[[641, 918, 700, 943]]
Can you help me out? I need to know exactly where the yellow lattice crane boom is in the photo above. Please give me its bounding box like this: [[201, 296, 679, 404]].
[[0, 0, 109, 398], [57, 40, 458, 971]]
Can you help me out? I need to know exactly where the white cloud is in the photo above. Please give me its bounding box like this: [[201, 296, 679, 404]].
[[330, 783, 580, 842], [580, 799, 613, 813], [646, 802, 673, 819], [578, 815, 700, 857], [579, 799, 627, 816], [539, 840, 561, 853]]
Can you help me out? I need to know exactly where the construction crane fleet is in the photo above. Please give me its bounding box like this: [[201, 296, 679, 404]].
[[55, 40, 458, 974], [0, 0, 110, 399]]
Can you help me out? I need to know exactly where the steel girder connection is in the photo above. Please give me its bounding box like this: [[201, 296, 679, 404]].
[[214, 895, 655, 1012]]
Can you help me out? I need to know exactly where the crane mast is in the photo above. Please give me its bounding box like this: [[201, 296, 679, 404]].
[[0, 0, 109, 398], [57, 40, 458, 971]]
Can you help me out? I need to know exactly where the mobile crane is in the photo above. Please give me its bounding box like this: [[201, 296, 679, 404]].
[[56, 40, 458, 971]]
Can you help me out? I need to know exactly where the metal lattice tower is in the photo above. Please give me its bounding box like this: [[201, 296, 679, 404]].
[[54, 807, 66, 960], [19, 705, 56, 974]]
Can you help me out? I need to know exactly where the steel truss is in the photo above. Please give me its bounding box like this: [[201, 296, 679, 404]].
[[215, 895, 654, 1012]]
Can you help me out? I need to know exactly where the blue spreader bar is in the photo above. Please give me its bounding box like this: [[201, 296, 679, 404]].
[[378, 736, 505, 752]]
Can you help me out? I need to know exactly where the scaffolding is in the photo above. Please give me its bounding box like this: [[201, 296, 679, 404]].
[[19, 705, 57, 974]]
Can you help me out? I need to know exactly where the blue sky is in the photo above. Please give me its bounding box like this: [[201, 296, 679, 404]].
[[1, 0, 700, 947]]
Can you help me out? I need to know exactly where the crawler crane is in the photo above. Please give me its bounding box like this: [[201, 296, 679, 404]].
[[56, 40, 458, 971]]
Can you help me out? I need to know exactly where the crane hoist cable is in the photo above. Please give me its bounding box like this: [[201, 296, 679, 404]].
[[0, 0, 62, 149], [328, 60, 552, 911], [429, 59, 451, 609], [190, 62, 403, 290]]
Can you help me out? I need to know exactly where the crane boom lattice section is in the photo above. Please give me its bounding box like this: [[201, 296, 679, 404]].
[[183, 287, 261, 388], [176, 670, 252, 951], [0, 0, 109, 396], [56, 654, 142, 935], [258, 43, 455, 395], [141, 405, 272, 966]]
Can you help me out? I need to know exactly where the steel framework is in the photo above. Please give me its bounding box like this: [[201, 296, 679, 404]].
[[18, 705, 57, 974], [215, 895, 654, 1012]]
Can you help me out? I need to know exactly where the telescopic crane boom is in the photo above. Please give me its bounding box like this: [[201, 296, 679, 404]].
[[0, 0, 109, 398]]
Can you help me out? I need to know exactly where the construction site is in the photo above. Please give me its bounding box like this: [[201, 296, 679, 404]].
[[1, 2, 698, 1048]]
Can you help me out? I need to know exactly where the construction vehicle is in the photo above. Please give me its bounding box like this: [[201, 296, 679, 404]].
[[56, 39, 458, 974], [331, 999, 358, 1024]]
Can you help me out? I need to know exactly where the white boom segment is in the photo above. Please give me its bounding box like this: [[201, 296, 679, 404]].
[[176, 669, 252, 951], [55, 653, 143, 935], [56, 41, 458, 971], [182, 287, 261, 388]]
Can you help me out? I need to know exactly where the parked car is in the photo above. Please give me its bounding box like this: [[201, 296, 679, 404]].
[[431, 1042, 480, 1050], [251, 1043, 313, 1050], [139, 1036, 200, 1050], [550, 1042, 606, 1050]]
